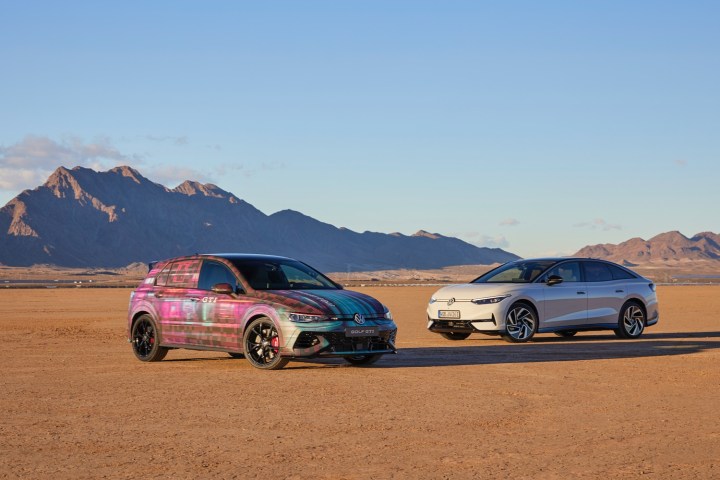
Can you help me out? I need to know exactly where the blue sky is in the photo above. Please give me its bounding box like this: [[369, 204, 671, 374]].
[[1, 1, 718, 257]]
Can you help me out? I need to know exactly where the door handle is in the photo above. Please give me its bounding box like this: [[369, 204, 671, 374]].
[[577, 291, 586, 295], [188, 297, 200, 302], [615, 290, 624, 293], [154, 292, 163, 298]]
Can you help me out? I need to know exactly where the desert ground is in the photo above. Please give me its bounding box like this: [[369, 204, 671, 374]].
[[1, 286, 719, 479]]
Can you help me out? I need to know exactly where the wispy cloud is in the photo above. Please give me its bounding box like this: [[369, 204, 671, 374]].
[[144, 135, 189, 146], [499, 218, 519, 226], [573, 218, 622, 231], [0, 135, 141, 192], [142, 165, 213, 185], [674, 159, 688, 167], [455, 231, 510, 248]]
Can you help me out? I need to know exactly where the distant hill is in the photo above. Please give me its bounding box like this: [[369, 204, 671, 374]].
[[574, 231, 720, 265], [0, 166, 520, 270]]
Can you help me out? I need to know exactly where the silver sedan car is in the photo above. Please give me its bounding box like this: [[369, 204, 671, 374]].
[[427, 258, 659, 342]]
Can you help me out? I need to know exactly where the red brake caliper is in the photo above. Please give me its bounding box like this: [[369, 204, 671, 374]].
[[270, 336, 279, 352]]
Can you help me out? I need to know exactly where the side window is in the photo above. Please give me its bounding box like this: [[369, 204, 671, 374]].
[[198, 261, 238, 291], [584, 261, 613, 282], [155, 263, 171, 286], [608, 264, 636, 280], [545, 262, 582, 282], [165, 260, 202, 288]]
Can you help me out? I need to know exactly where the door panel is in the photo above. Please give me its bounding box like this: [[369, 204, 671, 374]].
[[542, 283, 588, 328]]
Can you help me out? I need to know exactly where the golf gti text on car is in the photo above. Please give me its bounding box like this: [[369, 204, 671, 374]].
[[427, 258, 659, 342], [127, 254, 397, 370]]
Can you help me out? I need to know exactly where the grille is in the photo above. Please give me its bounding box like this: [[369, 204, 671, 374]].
[[294, 331, 395, 353]]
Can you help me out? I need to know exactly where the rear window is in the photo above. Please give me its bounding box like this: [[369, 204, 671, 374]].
[[583, 262, 613, 282], [155, 260, 201, 288], [608, 264, 637, 280]]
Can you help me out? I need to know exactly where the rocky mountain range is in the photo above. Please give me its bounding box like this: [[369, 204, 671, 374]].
[[0, 166, 520, 270], [574, 231, 720, 265]]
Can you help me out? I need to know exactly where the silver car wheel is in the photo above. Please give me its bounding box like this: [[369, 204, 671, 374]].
[[623, 305, 645, 337], [505, 306, 536, 341]]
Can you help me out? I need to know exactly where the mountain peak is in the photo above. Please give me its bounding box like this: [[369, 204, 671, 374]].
[[413, 230, 443, 239], [109, 165, 144, 184], [575, 230, 719, 264], [0, 165, 520, 269], [173, 180, 231, 199]]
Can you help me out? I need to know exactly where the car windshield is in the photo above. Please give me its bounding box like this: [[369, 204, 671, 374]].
[[472, 260, 558, 284], [229, 258, 338, 290]]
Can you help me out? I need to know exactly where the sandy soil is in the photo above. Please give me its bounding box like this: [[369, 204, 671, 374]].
[[1, 286, 719, 479]]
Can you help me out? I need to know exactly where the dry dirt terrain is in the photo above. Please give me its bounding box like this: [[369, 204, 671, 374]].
[[1, 286, 719, 479]]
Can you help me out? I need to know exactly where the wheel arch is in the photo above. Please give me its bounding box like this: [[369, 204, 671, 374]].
[[621, 297, 648, 323], [507, 297, 540, 323]]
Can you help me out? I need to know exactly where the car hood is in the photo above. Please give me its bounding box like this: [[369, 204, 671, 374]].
[[431, 283, 526, 301], [259, 289, 386, 317]]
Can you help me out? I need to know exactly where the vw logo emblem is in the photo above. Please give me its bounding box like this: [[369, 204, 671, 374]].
[[354, 313, 365, 325], [447, 298, 455, 306]]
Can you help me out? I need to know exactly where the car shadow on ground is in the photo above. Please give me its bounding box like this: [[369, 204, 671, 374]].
[[159, 331, 720, 368], [370, 332, 720, 368]]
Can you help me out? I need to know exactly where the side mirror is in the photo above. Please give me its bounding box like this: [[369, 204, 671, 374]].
[[546, 275, 564, 286], [211, 283, 235, 295]]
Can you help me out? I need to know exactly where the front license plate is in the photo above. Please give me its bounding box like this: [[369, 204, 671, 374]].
[[345, 326, 379, 337], [438, 310, 461, 319]]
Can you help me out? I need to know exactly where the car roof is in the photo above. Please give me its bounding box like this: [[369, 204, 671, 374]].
[[512, 257, 614, 262], [203, 253, 295, 262]]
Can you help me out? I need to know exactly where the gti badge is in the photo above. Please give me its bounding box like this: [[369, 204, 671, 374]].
[[354, 313, 365, 325], [447, 298, 455, 306]]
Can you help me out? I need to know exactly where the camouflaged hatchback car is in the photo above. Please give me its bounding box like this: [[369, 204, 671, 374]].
[[127, 254, 397, 370]]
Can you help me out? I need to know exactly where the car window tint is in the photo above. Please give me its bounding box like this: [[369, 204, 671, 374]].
[[584, 261, 613, 282], [545, 262, 582, 282], [155, 263, 171, 286], [165, 260, 202, 288], [280, 264, 327, 288], [608, 264, 636, 280], [198, 261, 238, 291]]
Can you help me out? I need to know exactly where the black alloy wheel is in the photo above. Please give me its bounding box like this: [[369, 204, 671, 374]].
[[131, 315, 168, 362], [243, 317, 289, 370]]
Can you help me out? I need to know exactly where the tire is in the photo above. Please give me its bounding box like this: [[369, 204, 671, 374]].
[[344, 354, 383, 366], [228, 352, 245, 359], [440, 332, 471, 341], [501, 302, 538, 343], [554, 330, 577, 338], [243, 317, 289, 370], [616, 302, 646, 339], [131, 315, 168, 362]]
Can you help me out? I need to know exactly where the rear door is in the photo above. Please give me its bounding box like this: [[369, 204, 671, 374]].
[[583, 261, 627, 326], [153, 259, 203, 346], [541, 261, 588, 329]]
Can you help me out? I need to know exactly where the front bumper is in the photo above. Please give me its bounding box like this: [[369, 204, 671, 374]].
[[427, 302, 505, 334], [280, 319, 398, 358], [427, 316, 499, 334]]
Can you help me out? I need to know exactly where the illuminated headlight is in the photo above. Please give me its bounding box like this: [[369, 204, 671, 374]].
[[288, 313, 328, 323], [429, 297, 437, 304], [383, 308, 393, 321], [471, 294, 511, 305]]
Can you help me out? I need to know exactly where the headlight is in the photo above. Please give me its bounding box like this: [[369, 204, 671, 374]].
[[429, 297, 437, 304], [471, 294, 511, 305], [288, 313, 328, 323], [384, 309, 393, 321]]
